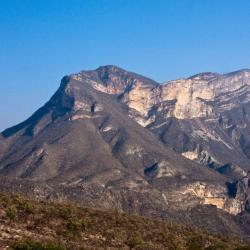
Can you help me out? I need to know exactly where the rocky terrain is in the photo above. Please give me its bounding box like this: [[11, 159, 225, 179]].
[[0, 65, 250, 238], [0, 193, 249, 250]]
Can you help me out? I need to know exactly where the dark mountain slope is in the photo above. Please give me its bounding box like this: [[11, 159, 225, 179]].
[[0, 73, 222, 185], [0, 66, 250, 237], [67, 66, 250, 215]]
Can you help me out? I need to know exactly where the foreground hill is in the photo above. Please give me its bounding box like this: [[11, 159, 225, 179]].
[[0, 193, 249, 250]]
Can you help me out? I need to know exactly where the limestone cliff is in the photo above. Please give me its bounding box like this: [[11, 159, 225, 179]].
[[1, 65, 250, 225], [69, 66, 250, 215]]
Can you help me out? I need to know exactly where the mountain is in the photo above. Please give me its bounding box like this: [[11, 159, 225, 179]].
[[0, 65, 250, 237], [85, 67, 250, 177]]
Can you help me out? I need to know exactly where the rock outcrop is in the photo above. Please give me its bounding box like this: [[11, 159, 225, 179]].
[[1, 65, 250, 236], [69, 67, 250, 178], [69, 66, 250, 214]]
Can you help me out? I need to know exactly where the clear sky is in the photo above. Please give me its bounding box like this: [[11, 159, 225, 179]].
[[1, 0, 250, 131]]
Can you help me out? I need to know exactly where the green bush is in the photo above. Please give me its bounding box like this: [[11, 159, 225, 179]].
[[67, 218, 87, 231], [11, 239, 64, 250], [126, 233, 145, 249], [58, 206, 75, 220], [187, 236, 203, 250], [233, 247, 250, 250], [5, 206, 17, 220], [205, 243, 227, 250]]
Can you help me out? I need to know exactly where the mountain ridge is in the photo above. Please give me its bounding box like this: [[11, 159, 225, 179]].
[[1, 65, 250, 237], [2, 66, 250, 135]]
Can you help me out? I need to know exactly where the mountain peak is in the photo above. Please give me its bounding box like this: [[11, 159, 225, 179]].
[[96, 64, 124, 72], [70, 65, 159, 95], [188, 72, 220, 81]]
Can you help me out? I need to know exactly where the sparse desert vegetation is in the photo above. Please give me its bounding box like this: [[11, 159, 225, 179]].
[[0, 193, 247, 250]]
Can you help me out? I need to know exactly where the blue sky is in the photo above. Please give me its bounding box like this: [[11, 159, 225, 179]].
[[1, 0, 250, 131]]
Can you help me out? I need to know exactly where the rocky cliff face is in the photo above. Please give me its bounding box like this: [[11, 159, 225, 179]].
[[72, 66, 250, 170], [71, 66, 250, 215], [1, 66, 250, 235]]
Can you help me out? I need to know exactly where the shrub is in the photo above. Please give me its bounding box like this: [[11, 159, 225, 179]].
[[234, 247, 250, 250], [20, 201, 35, 214], [11, 239, 64, 250], [126, 233, 145, 249], [5, 206, 17, 220], [205, 243, 227, 250], [187, 236, 203, 250], [58, 206, 76, 220], [65, 217, 87, 239]]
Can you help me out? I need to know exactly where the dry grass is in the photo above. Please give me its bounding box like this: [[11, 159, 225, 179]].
[[0, 193, 248, 250]]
